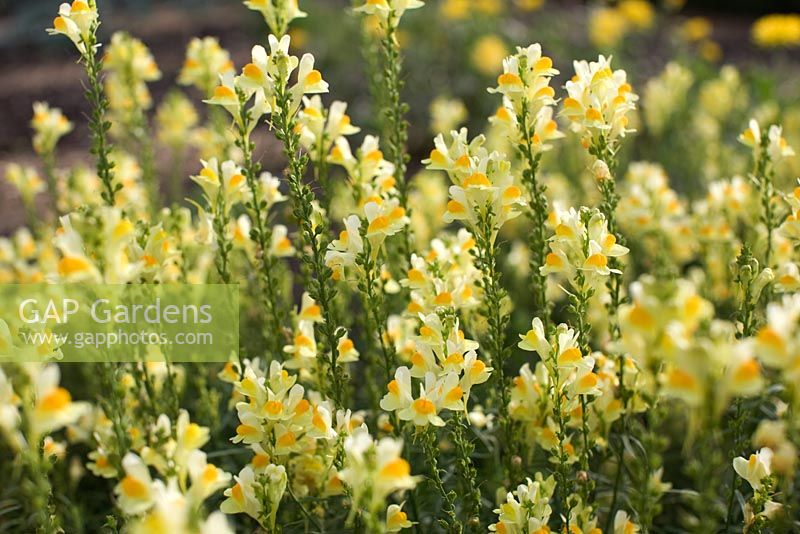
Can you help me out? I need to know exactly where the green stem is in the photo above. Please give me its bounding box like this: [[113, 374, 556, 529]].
[[272, 76, 345, 406], [474, 205, 514, 480], [517, 100, 550, 329], [357, 241, 396, 383], [212, 187, 232, 284], [235, 90, 285, 360], [549, 342, 572, 532], [421, 427, 460, 533], [378, 13, 412, 259], [450, 412, 481, 528], [79, 30, 117, 207]]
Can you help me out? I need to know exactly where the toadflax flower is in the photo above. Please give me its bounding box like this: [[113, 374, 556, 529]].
[[179, 37, 235, 96], [733, 447, 773, 490], [338, 426, 419, 524], [31, 102, 73, 156], [31, 364, 90, 437], [738, 118, 795, 163], [244, 0, 307, 36], [488, 43, 564, 152], [47, 1, 99, 55], [540, 206, 629, 291], [561, 54, 638, 145], [355, 0, 425, 25], [424, 129, 526, 237]]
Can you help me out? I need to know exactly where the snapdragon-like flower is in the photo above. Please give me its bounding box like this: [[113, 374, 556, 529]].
[[29, 364, 90, 438], [325, 214, 364, 280], [614, 511, 641, 534], [618, 162, 693, 263], [364, 197, 409, 253], [282, 319, 317, 370], [385, 502, 414, 532], [221, 464, 286, 529], [206, 34, 329, 128], [4, 164, 46, 207], [0, 367, 22, 449], [52, 215, 102, 283], [518, 319, 602, 398], [338, 426, 418, 524], [243, 0, 307, 36], [752, 294, 800, 384], [31, 102, 73, 156], [179, 37, 235, 95], [738, 118, 795, 163], [355, 0, 425, 26], [424, 129, 525, 236], [540, 206, 629, 291], [190, 158, 248, 216], [47, 1, 99, 56], [733, 447, 773, 490], [103, 32, 161, 113], [616, 275, 717, 407], [779, 182, 800, 242], [155, 91, 199, 149], [329, 135, 396, 201], [400, 229, 480, 315], [297, 97, 360, 163], [561, 55, 638, 145], [380, 314, 491, 425], [488, 43, 564, 151], [229, 361, 337, 468], [491, 474, 556, 533]]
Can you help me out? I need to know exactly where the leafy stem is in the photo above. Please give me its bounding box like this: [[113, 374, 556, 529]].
[[79, 28, 118, 207], [377, 12, 412, 259], [272, 74, 345, 406], [235, 89, 285, 360]]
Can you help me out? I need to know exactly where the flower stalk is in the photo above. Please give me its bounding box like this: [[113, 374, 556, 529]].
[[272, 71, 346, 406]]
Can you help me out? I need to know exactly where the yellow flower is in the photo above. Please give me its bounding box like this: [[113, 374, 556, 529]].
[[681, 17, 712, 42], [178, 37, 234, 95], [561, 54, 638, 142], [440, 0, 468, 20], [733, 448, 773, 490], [155, 91, 198, 148], [47, 0, 99, 55], [589, 7, 629, 49], [355, 0, 425, 24], [699, 40, 722, 62], [114, 453, 155, 515], [752, 14, 800, 48], [244, 0, 306, 36], [31, 102, 73, 155], [386, 503, 414, 532], [32, 365, 90, 437], [4, 164, 46, 205], [471, 35, 508, 76], [618, 0, 654, 30]]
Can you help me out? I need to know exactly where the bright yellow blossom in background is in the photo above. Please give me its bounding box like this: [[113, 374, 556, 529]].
[[471, 34, 508, 76], [752, 13, 800, 48], [589, 7, 629, 49]]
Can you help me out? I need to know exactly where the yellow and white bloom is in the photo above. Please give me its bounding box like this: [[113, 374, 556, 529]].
[[115, 453, 155, 515], [47, 1, 99, 55], [31, 102, 73, 155], [733, 448, 773, 490]]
